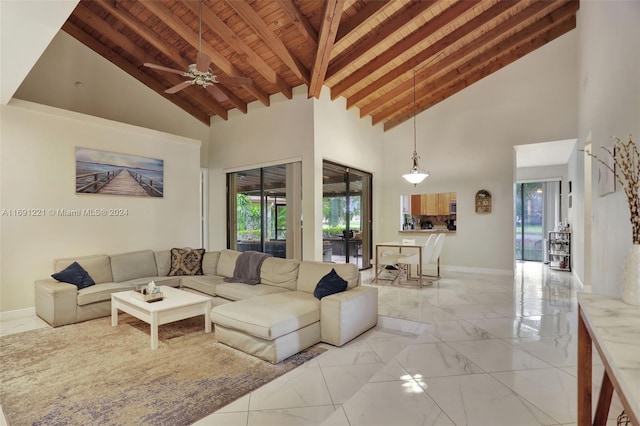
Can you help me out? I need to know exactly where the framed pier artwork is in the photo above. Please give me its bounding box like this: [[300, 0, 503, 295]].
[[75, 147, 164, 197]]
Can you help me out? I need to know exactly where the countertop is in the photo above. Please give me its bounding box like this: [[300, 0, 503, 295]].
[[577, 293, 640, 424], [399, 229, 456, 234]]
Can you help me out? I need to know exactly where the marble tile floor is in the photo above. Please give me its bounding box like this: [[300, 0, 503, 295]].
[[0, 262, 625, 426]]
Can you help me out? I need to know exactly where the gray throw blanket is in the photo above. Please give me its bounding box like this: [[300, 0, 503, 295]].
[[224, 251, 272, 285]]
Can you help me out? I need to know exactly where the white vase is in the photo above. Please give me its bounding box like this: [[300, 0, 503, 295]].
[[622, 244, 640, 306]]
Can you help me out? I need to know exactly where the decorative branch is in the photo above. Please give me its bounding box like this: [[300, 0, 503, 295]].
[[582, 135, 640, 244]]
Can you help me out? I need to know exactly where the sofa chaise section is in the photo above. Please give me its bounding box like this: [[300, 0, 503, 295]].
[[210, 260, 378, 363], [211, 291, 320, 363]]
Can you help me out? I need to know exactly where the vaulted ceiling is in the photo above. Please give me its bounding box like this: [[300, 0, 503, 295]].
[[63, 0, 578, 131]]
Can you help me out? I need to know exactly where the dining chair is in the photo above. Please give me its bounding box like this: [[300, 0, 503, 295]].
[[426, 233, 446, 279], [374, 239, 415, 283], [397, 234, 436, 285]]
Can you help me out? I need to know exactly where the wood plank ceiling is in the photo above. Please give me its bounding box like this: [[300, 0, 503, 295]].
[[63, 0, 579, 131]]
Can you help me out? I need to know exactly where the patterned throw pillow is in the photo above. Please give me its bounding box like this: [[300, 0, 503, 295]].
[[168, 248, 205, 276]]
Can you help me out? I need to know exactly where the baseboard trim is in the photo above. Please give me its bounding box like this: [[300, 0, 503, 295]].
[[441, 265, 514, 276], [0, 307, 36, 322], [573, 271, 585, 291]]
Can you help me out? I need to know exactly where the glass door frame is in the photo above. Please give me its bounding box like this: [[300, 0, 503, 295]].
[[227, 162, 302, 259], [322, 160, 372, 270]]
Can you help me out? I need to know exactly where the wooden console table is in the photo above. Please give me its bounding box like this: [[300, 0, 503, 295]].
[[577, 293, 640, 425]]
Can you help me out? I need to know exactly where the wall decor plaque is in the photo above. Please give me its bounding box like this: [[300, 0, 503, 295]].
[[475, 190, 492, 214]]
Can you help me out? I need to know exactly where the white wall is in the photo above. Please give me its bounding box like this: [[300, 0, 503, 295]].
[[381, 31, 579, 275], [208, 86, 315, 254], [572, 1, 640, 294], [13, 31, 211, 167], [0, 0, 79, 104], [207, 86, 386, 261], [0, 100, 201, 312], [313, 88, 385, 259]]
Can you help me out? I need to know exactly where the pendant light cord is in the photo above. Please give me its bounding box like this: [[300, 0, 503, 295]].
[[199, 0, 202, 53], [413, 70, 417, 153]]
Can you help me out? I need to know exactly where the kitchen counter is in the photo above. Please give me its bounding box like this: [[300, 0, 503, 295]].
[[399, 229, 456, 234]]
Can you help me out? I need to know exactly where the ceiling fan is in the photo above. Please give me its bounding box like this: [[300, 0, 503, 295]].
[[143, 0, 251, 102]]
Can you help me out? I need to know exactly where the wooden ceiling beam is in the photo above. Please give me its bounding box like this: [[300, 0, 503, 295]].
[[97, 0, 184, 65], [376, 1, 578, 126], [226, 0, 310, 85], [380, 15, 577, 130], [309, 0, 347, 98], [62, 21, 218, 124], [334, 0, 395, 43], [327, 0, 444, 81], [355, 0, 523, 117], [330, 0, 479, 99], [70, 3, 229, 120], [95, 0, 241, 114], [277, 0, 318, 44], [353, 0, 565, 115], [141, 0, 269, 108], [184, 0, 292, 100]]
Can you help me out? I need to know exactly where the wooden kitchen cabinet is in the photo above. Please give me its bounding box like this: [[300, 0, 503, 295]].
[[409, 192, 456, 217], [424, 194, 437, 215], [410, 194, 422, 216], [438, 193, 451, 215]]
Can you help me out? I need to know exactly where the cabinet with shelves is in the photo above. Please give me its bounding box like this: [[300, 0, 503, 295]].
[[548, 232, 571, 271]]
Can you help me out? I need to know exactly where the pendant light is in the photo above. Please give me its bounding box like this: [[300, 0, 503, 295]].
[[402, 70, 430, 186]]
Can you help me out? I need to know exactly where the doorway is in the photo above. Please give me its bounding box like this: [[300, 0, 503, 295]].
[[515, 181, 562, 262], [322, 161, 372, 269]]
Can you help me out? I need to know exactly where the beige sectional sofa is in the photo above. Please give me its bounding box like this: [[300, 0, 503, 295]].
[[35, 248, 378, 363]]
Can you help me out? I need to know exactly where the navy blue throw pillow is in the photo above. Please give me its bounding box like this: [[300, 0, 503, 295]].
[[313, 268, 348, 300], [51, 261, 95, 290]]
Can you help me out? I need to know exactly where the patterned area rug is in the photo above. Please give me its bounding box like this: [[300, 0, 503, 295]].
[[0, 314, 326, 425]]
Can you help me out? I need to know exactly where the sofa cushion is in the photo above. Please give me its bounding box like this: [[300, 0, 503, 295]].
[[180, 275, 226, 297], [214, 282, 289, 301], [154, 250, 171, 276], [296, 262, 359, 294], [54, 254, 112, 285], [217, 249, 241, 278], [111, 250, 158, 282], [77, 282, 136, 306], [313, 268, 347, 299], [168, 248, 205, 276], [119, 277, 180, 288], [51, 261, 95, 290], [210, 291, 319, 340], [260, 257, 299, 291], [202, 251, 220, 276]]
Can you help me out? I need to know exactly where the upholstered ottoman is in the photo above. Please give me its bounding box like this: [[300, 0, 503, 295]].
[[210, 291, 321, 363]]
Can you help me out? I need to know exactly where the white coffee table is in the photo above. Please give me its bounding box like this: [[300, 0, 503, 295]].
[[111, 286, 212, 349]]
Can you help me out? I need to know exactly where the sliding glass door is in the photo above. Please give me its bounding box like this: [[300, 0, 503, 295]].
[[515, 181, 562, 262], [515, 182, 544, 261], [322, 161, 372, 269], [227, 163, 302, 259]]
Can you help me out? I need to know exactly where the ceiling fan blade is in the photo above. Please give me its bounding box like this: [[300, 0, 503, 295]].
[[144, 63, 186, 76], [217, 75, 252, 86], [205, 84, 229, 102], [196, 52, 211, 73], [165, 80, 194, 94]]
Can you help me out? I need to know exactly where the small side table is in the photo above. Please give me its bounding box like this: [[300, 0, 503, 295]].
[[577, 293, 640, 425]]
